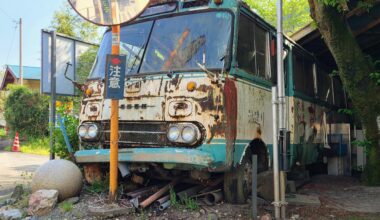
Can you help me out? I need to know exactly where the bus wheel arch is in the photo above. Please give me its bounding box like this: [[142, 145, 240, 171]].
[[224, 138, 269, 204]]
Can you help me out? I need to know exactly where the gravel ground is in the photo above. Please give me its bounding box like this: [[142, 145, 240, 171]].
[[38, 175, 380, 220], [2, 174, 380, 219]]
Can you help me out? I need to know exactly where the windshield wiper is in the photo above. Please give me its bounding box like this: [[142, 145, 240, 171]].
[[129, 43, 146, 74]]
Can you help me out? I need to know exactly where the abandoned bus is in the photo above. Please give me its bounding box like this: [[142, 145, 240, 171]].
[[75, 0, 348, 203]]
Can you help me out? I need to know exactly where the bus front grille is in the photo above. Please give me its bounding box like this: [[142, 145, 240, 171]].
[[102, 121, 170, 147]]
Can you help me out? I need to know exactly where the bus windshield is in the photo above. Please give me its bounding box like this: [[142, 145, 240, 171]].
[[89, 11, 232, 79]]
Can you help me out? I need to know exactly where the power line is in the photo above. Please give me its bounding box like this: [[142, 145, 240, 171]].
[[0, 7, 17, 23], [5, 26, 18, 64]]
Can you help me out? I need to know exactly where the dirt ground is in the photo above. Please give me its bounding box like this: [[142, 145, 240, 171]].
[[2, 174, 380, 219], [37, 175, 380, 220], [0, 151, 48, 197]]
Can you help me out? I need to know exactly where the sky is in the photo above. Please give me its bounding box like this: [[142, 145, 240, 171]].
[[0, 0, 66, 71]]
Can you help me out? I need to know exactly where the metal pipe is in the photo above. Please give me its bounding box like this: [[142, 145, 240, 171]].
[[49, 30, 56, 161], [159, 200, 171, 211], [280, 171, 287, 218], [109, 24, 120, 203], [272, 86, 280, 219], [277, 0, 287, 218], [203, 191, 223, 206], [139, 179, 178, 209], [154, 195, 170, 208], [177, 185, 203, 201], [252, 155, 258, 220], [126, 185, 161, 198]]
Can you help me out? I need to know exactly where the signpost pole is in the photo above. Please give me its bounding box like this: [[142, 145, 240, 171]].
[[109, 24, 120, 203], [49, 30, 56, 160]]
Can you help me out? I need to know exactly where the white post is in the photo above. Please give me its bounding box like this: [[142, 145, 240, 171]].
[[276, 0, 287, 218], [271, 86, 281, 219]]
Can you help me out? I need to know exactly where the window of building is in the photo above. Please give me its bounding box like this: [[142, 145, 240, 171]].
[[293, 51, 315, 97]]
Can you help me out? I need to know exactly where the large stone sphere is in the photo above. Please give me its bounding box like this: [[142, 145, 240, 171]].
[[31, 159, 83, 201]]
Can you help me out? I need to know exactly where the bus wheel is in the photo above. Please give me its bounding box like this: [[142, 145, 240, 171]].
[[224, 149, 252, 204]]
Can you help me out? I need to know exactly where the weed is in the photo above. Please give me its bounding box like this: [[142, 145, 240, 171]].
[[182, 194, 199, 211], [86, 179, 109, 194], [169, 187, 180, 209], [59, 201, 73, 212], [4, 146, 11, 151]]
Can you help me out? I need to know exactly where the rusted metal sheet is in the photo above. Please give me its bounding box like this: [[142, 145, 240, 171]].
[[224, 77, 237, 168]]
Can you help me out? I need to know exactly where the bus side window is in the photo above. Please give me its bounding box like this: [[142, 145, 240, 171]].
[[237, 14, 270, 80], [293, 51, 315, 97], [317, 67, 333, 104]]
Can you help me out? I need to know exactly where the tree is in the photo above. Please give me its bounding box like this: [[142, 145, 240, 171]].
[[307, 0, 380, 185], [50, 3, 100, 43], [4, 85, 49, 137], [245, 0, 312, 34]]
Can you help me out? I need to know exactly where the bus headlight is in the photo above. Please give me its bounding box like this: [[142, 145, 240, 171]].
[[182, 126, 197, 143], [78, 123, 100, 140], [88, 124, 99, 138], [78, 125, 88, 138], [167, 125, 180, 142]]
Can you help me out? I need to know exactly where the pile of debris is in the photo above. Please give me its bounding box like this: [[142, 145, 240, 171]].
[[125, 177, 224, 212]]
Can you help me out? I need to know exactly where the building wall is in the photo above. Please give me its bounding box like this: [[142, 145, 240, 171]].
[[22, 79, 40, 91]]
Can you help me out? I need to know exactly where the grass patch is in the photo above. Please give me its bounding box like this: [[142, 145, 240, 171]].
[[170, 188, 180, 209], [182, 194, 199, 210], [20, 137, 50, 155], [4, 146, 11, 151], [169, 188, 199, 210], [0, 128, 7, 138], [59, 201, 73, 212], [87, 179, 109, 194]]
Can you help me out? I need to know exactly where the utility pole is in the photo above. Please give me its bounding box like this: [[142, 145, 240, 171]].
[[19, 18, 23, 85]]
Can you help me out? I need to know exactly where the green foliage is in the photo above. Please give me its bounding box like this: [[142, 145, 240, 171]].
[[169, 188, 199, 210], [4, 85, 49, 138], [59, 201, 73, 212], [244, 0, 312, 34], [50, 3, 100, 43], [53, 104, 79, 160], [369, 72, 380, 85], [182, 194, 199, 211], [20, 137, 50, 155], [169, 188, 180, 208], [0, 128, 7, 138], [338, 108, 354, 115], [86, 179, 109, 194], [76, 46, 98, 84]]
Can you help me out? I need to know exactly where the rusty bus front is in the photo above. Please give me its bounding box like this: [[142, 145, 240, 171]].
[[75, 3, 238, 172]]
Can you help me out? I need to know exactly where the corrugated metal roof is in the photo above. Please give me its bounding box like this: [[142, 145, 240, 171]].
[[6, 65, 40, 80]]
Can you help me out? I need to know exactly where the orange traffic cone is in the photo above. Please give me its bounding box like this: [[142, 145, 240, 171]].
[[12, 132, 20, 152]]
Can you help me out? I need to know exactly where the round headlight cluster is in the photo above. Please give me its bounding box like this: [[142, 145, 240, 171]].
[[167, 124, 200, 144], [78, 123, 99, 140]]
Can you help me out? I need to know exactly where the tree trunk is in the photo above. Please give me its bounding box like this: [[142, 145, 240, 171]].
[[308, 0, 380, 184]]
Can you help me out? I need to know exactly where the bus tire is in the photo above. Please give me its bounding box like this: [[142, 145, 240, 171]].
[[224, 148, 252, 204]]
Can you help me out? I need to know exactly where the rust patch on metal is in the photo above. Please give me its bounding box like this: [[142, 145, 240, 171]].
[[158, 77, 163, 95], [196, 84, 211, 93], [170, 74, 180, 87], [224, 78, 237, 167]]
